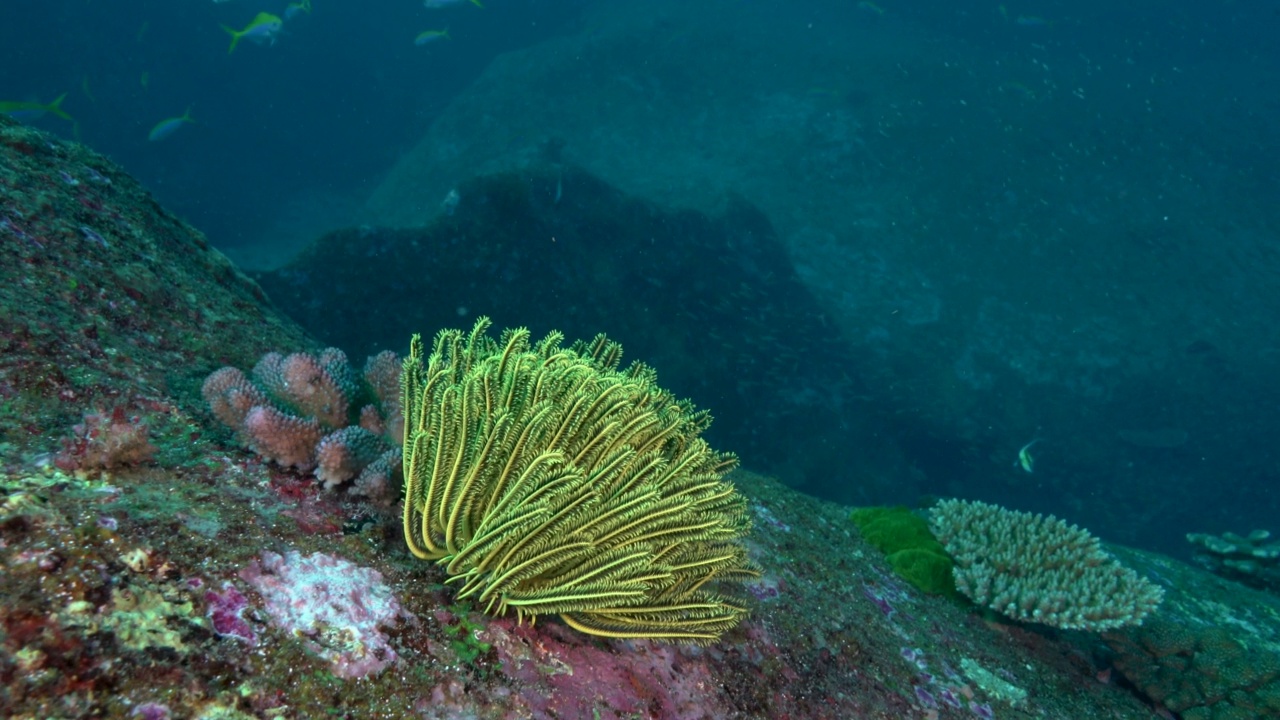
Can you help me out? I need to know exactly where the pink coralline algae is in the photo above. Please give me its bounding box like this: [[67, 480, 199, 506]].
[[238, 550, 409, 679], [54, 406, 156, 473], [863, 582, 898, 620], [970, 701, 996, 719], [130, 703, 171, 720], [488, 621, 739, 720], [205, 582, 256, 644], [915, 685, 940, 709], [939, 685, 965, 708], [202, 348, 402, 496], [746, 572, 784, 601]]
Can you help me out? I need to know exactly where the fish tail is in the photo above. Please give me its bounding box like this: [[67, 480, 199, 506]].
[[46, 93, 73, 122], [222, 25, 241, 53], [468, 0, 484, 7]]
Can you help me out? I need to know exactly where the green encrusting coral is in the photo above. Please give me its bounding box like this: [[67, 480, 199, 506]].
[[850, 506, 960, 600]]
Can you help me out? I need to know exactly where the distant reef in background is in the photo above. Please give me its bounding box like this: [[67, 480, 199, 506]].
[[359, 0, 1280, 553], [255, 167, 909, 502]]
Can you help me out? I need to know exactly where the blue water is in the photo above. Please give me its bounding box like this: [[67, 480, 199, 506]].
[[1, 0, 583, 249], [6, 1, 1274, 253], [4, 0, 1280, 561]]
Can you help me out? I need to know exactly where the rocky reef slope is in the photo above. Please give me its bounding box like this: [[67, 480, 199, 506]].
[[2, 114, 1276, 720]]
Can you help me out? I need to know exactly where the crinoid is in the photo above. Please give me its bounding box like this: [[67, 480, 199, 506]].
[[401, 318, 759, 642]]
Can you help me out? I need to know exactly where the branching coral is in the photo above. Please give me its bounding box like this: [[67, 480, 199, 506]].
[[1187, 528, 1280, 592], [929, 499, 1163, 631], [401, 318, 758, 642]]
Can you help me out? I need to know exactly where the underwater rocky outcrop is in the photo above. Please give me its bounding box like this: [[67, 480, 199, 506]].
[[4, 107, 1279, 720], [254, 166, 900, 500], [0, 115, 312, 465]]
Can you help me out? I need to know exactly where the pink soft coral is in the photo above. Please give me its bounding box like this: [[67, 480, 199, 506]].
[[201, 348, 402, 496], [54, 406, 156, 473]]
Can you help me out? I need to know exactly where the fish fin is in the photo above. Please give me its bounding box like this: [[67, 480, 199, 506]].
[[47, 93, 73, 122], [222, 25, 241, 54], [469, 0, 484, 7]]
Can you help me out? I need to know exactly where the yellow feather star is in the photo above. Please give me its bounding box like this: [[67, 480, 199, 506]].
[[401, 317, 759, 642]]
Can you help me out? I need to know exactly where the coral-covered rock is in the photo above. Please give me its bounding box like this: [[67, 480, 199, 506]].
[[1104, 545, 1280, 720], [239, 550, 410, 679], [0, 114, 311, 460], [0, 112, 1233, 720], [204, 583, 256, 644]]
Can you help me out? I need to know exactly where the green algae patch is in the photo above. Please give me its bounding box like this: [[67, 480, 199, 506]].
[[851, 505, 961, 599]]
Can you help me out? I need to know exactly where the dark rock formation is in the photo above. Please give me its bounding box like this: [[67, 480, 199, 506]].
[[255, 167, 904, 495]]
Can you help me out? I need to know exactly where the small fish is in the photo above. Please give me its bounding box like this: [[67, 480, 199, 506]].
[[857, 1, 885, 15], [1015, 438, 1042, 473], [441, 188, 461, 215], [424, 0, 483, 8], [414, 28, 450, 46], [222, 12, 284, 53], [148, 107, 194, 141], [284, 0, 311, 21], [0, 93, 73, 123]]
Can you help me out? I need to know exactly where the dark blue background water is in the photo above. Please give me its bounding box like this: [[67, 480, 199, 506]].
[[4, 1, 1275, 258], [1, 0, 585, 252]]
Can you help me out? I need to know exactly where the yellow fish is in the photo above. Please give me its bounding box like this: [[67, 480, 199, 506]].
[[0, 93, 73, 123], [1015, 439, 1041, 473], [148, 107, 195, 142], [285, 1, 312, 20], [222, 12, 284, 54], [415, 29, 451, 46]]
